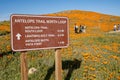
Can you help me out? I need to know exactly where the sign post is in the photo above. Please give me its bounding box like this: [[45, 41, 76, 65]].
[[11, 14, 69, 80], [55, 48, 62, 80], [20, 52, 28, 80]]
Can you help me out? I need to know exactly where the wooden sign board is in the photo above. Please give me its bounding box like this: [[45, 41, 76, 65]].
[[11, 14, 69, 51]]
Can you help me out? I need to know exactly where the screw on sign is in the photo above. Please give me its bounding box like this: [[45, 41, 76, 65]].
[[10, 14, 69, 80], [11, 14, 69, 51]]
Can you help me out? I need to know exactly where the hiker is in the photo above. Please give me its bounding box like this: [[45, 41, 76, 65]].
[[80, 25, 86, 33], [74, 23, 78, 33], [79, 25, 82, 33], [113, 24, 117, 31], [118, 24, 120, 30], [83, 25, 86, 33]]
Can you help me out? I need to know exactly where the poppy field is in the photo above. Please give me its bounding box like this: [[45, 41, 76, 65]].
[[0, 10, 120, 80]]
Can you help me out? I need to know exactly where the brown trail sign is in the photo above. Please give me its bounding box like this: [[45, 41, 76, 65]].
[[10, 14, 69, 80], [11, 14, 69, 51]]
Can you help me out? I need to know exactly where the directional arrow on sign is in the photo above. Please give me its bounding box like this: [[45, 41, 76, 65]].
[[16, 33, 22, 40]]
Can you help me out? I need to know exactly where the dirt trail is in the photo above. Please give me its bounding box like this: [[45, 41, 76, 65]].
[[108, 30, 120, 33]]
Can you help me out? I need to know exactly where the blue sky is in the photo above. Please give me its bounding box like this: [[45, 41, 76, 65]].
[[0, 0, 120, 21]]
